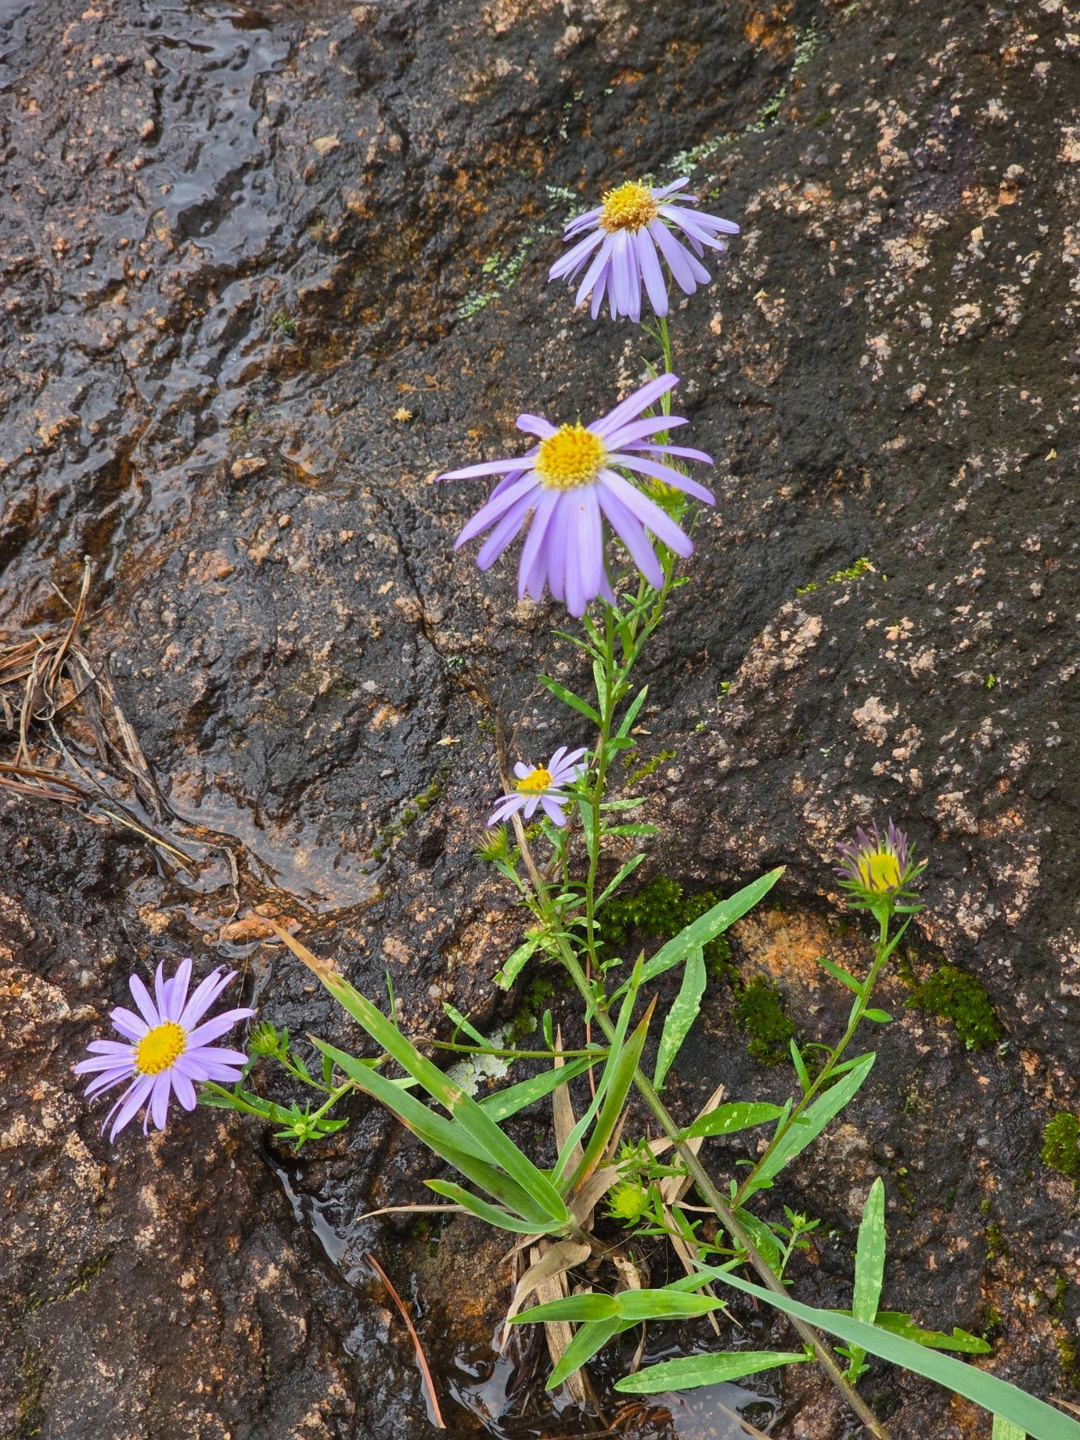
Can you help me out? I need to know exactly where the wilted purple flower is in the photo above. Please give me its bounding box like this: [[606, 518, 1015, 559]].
[[439, 373, 713, 616], [74, 960, 254, 1141], [548, 178, 739, 322], [488, 745, 588, 828], [835, 820, 923, 906]]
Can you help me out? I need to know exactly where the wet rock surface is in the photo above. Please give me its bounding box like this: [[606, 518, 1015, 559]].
[[2, 0, 1080, 1435]]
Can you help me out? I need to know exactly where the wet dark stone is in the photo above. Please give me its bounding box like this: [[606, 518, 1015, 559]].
[[3, 0, 1080, 1434]]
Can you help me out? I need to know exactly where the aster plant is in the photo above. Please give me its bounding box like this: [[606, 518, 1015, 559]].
[[549, 177, 739, 323], [488, 745, 587, 828], [74, 960, 253, 1141], [439, 373, 713, 617]]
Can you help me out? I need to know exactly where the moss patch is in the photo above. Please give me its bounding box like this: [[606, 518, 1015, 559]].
[[903, 962, 1001, 1050], [1041, 1112, 1080, 1178], [734, 974, 795, 1065]]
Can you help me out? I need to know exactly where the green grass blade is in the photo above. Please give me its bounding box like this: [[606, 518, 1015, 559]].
[[283, 933, 568, 1221], [564, 997, 655, 1194], [653, 947, 706, 1089], [424, 1181, 557, 1235], [714, 1271, 1080, 1440], [616, 1350, 809, 1394], [633, 869, 784, 988], [479, 1054, 597, 1123], [546, 1317, 628, 1390]]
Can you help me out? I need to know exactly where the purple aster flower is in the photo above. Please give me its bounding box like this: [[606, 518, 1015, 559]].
[[488, 745, 588, 828], [74, 960, 254, 1141], [439, 373, 714, 617], [835, 820, 925, 909], [548, 178, 740, 322]]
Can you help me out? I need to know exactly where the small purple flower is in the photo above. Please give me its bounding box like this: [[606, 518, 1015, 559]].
[[439, 373, 714, 616], [488, 745, 588, 828], [835, 820, 924, 906], [74, 960, 254, 1141], [548, 178, 739, 322]]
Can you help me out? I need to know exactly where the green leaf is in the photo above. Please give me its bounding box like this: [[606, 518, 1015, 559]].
[[712, 1271, 1080, 1440], [816, 954, 863, 995], [631, 869, 784, 989], [864, 1008, 894, 1024], [514, 1289, 726, 1327], [790, 1040, 811, 1093], [853, 1179, 887, 1324], [478, 1055, 597, 1123], [424, 1181, 555, 1234], [614, 685, 649, 740], [547, 1317, 628, 1390], [744, 1052, 875, 1198], [993, 1417, 1028, 1440], [596, 854, 647, 909], [510, 1294, 617, 1324], [306, 976, 569, 1223], [537, 674, 601, 726], [495, 931, 542, 990], [870, 1313, 992, 1355], [735, 1207, 783, 1270], [653, 947, 706, 1089], [682, 1102, 788, 1141], [565, 997, 655, 1193], [443, 1002, 487, 1047], [616, 1350, 809, 1394]]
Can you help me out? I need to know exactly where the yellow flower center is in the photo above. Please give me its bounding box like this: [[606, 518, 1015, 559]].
[[516, 766, 552, 795], [535, 423, 606, 491], [135, 1021, 187, 1076], [599, 180, 660, 233], [859, 850, 902, 893]]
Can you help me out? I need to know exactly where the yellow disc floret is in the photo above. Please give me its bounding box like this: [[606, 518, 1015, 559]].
[[599, 180, 660, 233], [535, 423, 606, 491], [135, 1021, 187, 1076], [859, 848, 902, 893], [516, 766, 553, 795]]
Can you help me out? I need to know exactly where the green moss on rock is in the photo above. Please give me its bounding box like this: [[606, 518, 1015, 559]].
[[904, 963, 1001, 1050], [735, 974, 796, 1065], [1042, 1112, 1080, 1178]]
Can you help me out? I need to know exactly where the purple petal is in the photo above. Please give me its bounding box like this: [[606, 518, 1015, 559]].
[[455, 473, 541, 549], [593, 375, 679, 439], [83, 1039, 135, 1057], [547, 746, 568, 771], [649, 221, 702, 293], [563, 206, 604, 237], [634, 228, 669, 317], [596, 485, 665, 589], [640, 442, 714, 465], [522, 795, 541, 819], [476, 492, 535, 570], [574, 237, 615, 311], [488, 794, 527, 826], [439, 456, 538, 483], [184, 1008, 255, 1050], [150, 1074, 173, 1130], [109, 1006, 149, 1042], [540, 795, 569, 826], [179, 968, 236, 1029], [599, 471, 694, 557], [75, 1051, 135, 1075], [662, 204, 740, 238], [652, 178, 692, 200], [603, 415, 689, 449], [516, 413, 557, 439], [128, 975, 161, 1030], [106, 1074, 154, 1141], [171, 1069, 198, 1111], [548, 226, 605, 281], [610, 453, 716, 506], [513, 761, 531, 779], [84, 1067, 134, 1100]]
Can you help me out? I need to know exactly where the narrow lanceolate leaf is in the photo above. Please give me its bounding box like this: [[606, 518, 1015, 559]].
[[681, 1101, 788, 1141], [547, 1316, 627, 1390], [634, 869, 785, 987], [273, 924, 569, 1223], [815, 953, 863, 995], [512, 1289, 726, 1326], [495, 931, 542, 990], [537, 674, 602, 726], [424, 1181, 555, 1235], [615, 1350, 809, 1394], [653, 947, 706, 1089], [565, 997, 656, 1194], [614, 684, 649, 740], [853, 1178, 887, 1325], [744, 1052, 875, 1198], [870, 1313, 991, 1354], [714, 1271, 1080, 1440], [479, 1054, 597, 1123]]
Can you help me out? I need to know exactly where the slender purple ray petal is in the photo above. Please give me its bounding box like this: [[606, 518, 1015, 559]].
[[476, 492, 535, 570], [634, 228, 669, 316], [516, 413, 558, 439], [179, 967, 235, 1029], [592, 374, 679, 438], [640, 442, 714, 465], [548, 226, 605, 281], [454, 472, 541, 548], [596, 484, 665, 589], [109, 1006, 149, 1042], [649, 220, 701, 292], [439, 456, 537, 482], [128, 974, 161, 1030], [603, 414, 689, 449], [610, 453, 716, 506], [600, 470, 694, 556]]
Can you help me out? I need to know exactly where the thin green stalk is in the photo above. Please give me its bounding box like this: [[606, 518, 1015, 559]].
[[732, 908, 894, 1210]]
